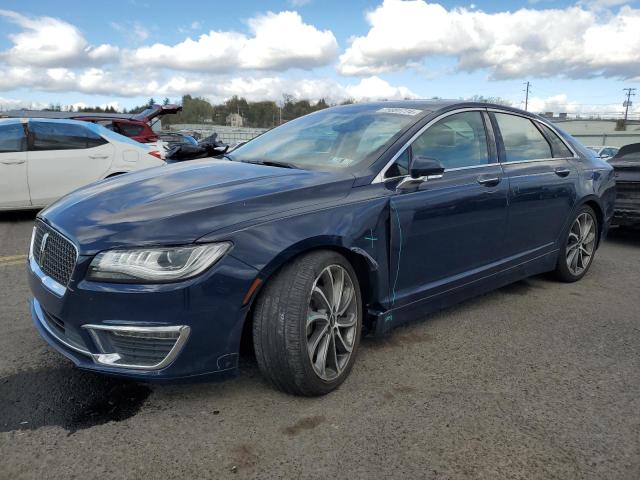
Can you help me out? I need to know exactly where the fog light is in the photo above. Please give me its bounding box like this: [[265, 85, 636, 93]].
[[82, 324, 190, 370]]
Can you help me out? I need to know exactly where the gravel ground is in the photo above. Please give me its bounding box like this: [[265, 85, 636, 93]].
[[0, 211, 639, 480]]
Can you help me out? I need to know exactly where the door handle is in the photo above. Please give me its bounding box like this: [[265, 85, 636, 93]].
[[0, 160, 25, 165], [477, 175, 501, 187], [554, 168, 571, 177], [89, 154, 109, 159]]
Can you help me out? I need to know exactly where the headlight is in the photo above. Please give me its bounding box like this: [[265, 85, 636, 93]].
[[87, 243, 232, 283]]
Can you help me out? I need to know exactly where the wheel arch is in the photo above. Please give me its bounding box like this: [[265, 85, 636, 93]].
[[238, 238, 379, 354], [575, 196, 605, 248]]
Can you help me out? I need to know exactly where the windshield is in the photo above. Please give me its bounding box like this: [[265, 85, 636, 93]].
[[229, 105, 424, 170]]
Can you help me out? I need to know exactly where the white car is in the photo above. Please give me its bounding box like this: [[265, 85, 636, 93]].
[[0, 118, 165, 210], [586, 145, 619, 160]]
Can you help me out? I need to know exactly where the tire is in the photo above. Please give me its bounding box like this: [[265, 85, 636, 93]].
[[554, 205, 599, 282], [252, 250, 362, 396]]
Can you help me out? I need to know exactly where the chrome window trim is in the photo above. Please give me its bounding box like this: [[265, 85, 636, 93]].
[[486, 108, 579, 160], [33, 299, 91, 356], [372, 108, 486, 184], [82, 324, 191, 370]]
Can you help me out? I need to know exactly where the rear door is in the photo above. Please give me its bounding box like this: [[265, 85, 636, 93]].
[[491, 111, 578, 260], [0, 120, 30, 208], [27, 121, 114, 206]]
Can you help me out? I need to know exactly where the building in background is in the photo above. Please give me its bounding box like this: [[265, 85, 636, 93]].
[[546, 117, 640, 148], [226, 112, 244, 128]]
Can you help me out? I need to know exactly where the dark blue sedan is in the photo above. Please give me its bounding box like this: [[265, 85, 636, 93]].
[[27, 101, 616, 396]]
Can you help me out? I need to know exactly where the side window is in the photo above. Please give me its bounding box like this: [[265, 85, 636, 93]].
[[494, 113, 552, 161], [0, 123, 26, 153], [30, 121, 107, 151], [85, 127, 109, 148], [385, 148, 410, 178], [537, 123, 573, 158], [411, 111, 490, 169]]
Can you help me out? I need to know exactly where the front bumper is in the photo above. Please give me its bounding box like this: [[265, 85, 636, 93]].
[[29, 252, 258, 381]]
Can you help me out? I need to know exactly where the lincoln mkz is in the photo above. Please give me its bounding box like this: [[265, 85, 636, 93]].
[[28, 101, 616, 395]]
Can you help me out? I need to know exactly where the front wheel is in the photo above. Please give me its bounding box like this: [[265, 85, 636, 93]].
[[252, 250, 362, 396], [554, 205, 599, 282]]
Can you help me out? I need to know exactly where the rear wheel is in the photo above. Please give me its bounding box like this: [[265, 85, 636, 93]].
[[252, 250, 362, 396], [554, 205, 599, 282]]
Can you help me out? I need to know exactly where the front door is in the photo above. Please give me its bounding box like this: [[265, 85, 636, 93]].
[[27, 121, 114, 206], [0, 120, 30, 208], [386, 110, 509, 307]]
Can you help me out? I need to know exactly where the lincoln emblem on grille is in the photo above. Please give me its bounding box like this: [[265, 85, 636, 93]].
[[39, 232, 49, 265]]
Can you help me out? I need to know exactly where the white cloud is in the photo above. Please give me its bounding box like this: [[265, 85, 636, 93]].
[[0, 9, 88, 66], [345, 76, 416, 100], [338, 0, 640, 80], [0, 10, 119, 67], [0, 96, 48, 111], [128, 11, 338, 71], [0, 60, 415, 104]]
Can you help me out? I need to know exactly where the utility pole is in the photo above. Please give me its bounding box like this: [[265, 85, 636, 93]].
[[623, 87, 636, 124], [523, 81, 531, 111]]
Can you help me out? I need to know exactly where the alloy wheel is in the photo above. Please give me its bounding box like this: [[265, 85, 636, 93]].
[[306, 265, 358, 381], [566, 212, 597, 276]]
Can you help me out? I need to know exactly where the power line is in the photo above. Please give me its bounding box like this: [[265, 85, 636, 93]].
[[623, 87, 636, 125]]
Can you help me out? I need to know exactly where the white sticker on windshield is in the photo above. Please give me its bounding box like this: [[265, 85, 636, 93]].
[[376, 107, 422, 116]]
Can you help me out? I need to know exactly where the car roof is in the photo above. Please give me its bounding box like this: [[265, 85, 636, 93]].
[[0, 110, 136, 120], [330, 99, 541, 119]]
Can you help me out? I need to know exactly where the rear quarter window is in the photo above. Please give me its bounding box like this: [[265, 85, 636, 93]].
[[537, 123, 573, 158]]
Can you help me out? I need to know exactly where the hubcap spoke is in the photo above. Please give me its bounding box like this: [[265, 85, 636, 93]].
[[313, 333, 331, 377], [336, 312, 356, 328], [334, 327, 353, 353], [308, 324, 329, 359], [312, 286, 332, 311]]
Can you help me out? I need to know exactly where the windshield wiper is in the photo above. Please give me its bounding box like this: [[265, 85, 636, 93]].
[[239, 159, 301, 169]]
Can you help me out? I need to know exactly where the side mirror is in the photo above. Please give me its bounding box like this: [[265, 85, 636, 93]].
[[397, 156, 445, 190], [410, 156, 445, 179]]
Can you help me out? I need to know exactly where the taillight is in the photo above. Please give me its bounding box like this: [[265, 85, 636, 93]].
[[149, 150, 162, 159]]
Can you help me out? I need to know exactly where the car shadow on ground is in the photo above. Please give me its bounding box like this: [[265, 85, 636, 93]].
[[0, 209, 39, 223], [605, 227, 640, 247]]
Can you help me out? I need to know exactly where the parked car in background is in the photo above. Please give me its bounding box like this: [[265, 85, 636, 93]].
[[609, 143, 640, 228], [28, 101, 615, 396], [586, 145, 619, 160], [2, 104, 182, 144], [0, 118, 164, 210]]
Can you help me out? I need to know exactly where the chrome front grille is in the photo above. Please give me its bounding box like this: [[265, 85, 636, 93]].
[[32, 220, 77, 286]]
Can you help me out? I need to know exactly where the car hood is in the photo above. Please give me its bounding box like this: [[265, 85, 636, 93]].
[[41, 159, 353, 254]]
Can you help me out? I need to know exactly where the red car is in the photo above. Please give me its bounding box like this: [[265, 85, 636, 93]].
[[76, 104, 182, 143]]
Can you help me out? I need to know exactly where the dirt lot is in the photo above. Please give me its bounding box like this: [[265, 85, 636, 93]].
[[1, 211, 639, 480]]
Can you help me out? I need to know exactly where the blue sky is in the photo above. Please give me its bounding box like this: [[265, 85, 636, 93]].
[[0, 0, 639, 116]]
